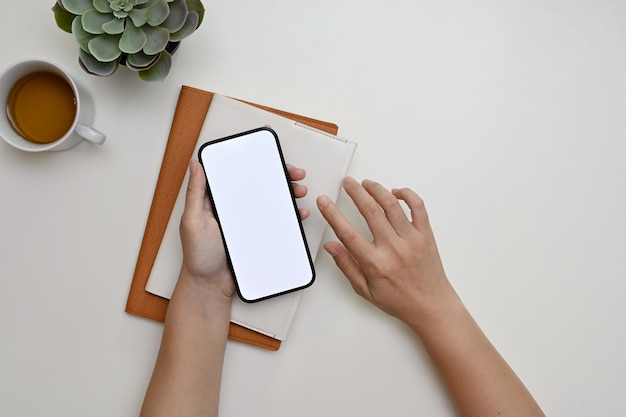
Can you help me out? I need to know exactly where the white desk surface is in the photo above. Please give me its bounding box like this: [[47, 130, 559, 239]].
[[1, 1, 625, 416]]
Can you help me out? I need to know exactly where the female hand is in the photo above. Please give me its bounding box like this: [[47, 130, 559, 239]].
[[317, 177, 455, 327], [317, 177, 546, 417], [179, 160, 309, 297]]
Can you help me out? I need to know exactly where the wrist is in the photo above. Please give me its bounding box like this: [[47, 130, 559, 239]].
[[176, 267, 234, 313], [400, 284, 466, 337]]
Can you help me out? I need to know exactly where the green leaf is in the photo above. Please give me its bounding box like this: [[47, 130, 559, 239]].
[[146, 0, 169, 26], [72, 16, 96, 52], [119, 23, 147, 54], [142, 25, 170, 55], [169, 10, 198, 42], [139, 50, 172, 81], [92, 0, 113, 13], [126, 51, 159, 70], [126, 8, 148, 26], [82, 9, 114, 34], [88, 33, 123, 61], [79, 49, 119, 76], [161, 0, 188, 33], [185, 0, 204, 28], [60, 0, 93, 15], [53, 2, 77, 33], [102, 18, 125, 35]]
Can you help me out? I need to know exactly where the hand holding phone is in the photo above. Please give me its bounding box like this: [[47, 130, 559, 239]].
[[198, 127, 315, 302]]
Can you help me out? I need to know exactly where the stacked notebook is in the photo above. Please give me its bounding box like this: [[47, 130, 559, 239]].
[[126, 86, 357, 350]]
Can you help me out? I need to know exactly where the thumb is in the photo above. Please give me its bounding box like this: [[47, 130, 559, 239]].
[[184, 160, 208, 215]]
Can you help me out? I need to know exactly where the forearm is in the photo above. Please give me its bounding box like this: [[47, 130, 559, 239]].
[[140, 268, 232, 417], [407, 291, 544, 417]]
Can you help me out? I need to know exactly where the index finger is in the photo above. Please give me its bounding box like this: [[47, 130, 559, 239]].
[[286, 164, 306, 182], [317, 195, 373, 261], [342, 177, 397, 242]]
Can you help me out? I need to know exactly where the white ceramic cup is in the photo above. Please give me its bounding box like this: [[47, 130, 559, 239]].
[[0, 60, 105, 152]]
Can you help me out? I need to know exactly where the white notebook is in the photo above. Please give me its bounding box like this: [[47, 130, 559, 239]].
[[145, 94, 357, 340]]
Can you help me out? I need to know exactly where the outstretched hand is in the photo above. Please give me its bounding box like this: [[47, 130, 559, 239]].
[[318, 177, 546, 417], [317, 177, 454, 327]]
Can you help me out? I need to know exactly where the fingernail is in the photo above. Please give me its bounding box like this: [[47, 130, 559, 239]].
[[189, 159, 197, 174], [317, 195, 331, 208], [342, 176, 356, 186], [324, 244, 338, 257]]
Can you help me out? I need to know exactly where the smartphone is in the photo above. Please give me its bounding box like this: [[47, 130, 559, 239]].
[[198, 127, 315, 302]]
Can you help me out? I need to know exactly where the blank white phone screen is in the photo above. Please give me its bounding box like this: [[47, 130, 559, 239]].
[[198, 128, 314, 302]]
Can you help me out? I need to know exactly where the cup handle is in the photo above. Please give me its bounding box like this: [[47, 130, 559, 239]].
[[75, 123, 106, 145]]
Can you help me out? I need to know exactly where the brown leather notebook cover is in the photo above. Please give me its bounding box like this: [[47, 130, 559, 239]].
[[125, 86, 338, 351]]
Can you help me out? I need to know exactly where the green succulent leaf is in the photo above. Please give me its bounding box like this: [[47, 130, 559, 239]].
[[128, 7, 149, 26], [92, 0, 113, 13], [146, 0, 169, 27], [72, 16, 97, 52], [126, 51, 159, 70], [142, 25, 170, 55], [82, 9, 115, 34], [161, 0, 188, 33], [185, 0, 205, 28], [119, 23, 147, 54], [102, 17, 125, 34], [53, 2, 77, 33], [169, 10, 198, 42], [60, 0, 94, 15], [79, 49, 119, 76], [88, 33, 123, 61], [139, 50, 172, 81]]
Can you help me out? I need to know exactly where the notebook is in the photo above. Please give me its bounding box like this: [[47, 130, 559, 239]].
[[125, 86, 357, 350], [145, 93, 357, 341]]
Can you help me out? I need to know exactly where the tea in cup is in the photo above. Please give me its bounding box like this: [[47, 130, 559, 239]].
[[0, 60, 105, 152]]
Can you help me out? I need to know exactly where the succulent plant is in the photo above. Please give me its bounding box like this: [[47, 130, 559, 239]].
[[52, 0, 205, 81]]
